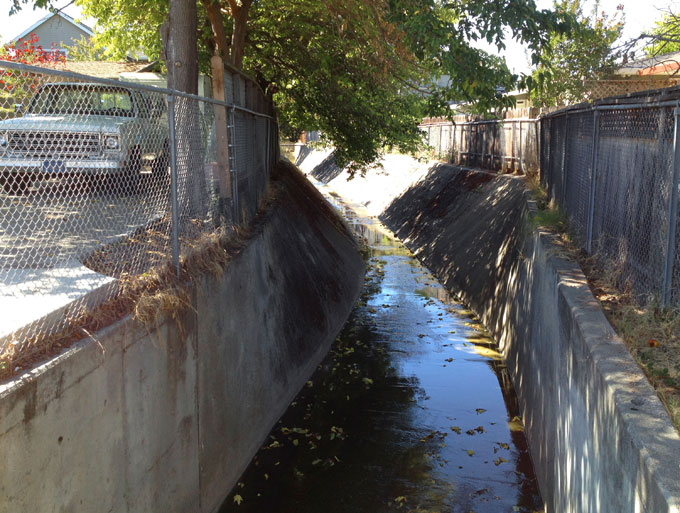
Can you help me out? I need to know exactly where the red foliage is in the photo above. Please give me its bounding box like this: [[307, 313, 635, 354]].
[[0, 33, 66, 102], [1, 32, 66, 65]]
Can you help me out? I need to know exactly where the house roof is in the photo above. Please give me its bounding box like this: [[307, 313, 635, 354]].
[[30, 61, 150, 79], [616, 51, 680, 77], [12, 11, 94, 43]]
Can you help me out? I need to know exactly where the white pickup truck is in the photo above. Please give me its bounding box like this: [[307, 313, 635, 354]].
[[0, 82, 169, 194]]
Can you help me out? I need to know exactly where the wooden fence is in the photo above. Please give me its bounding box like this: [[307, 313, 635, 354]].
[[420, 108, 540, 174]]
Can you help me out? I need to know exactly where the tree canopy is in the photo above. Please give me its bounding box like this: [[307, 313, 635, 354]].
[[643, 11, 680, 57], [530, 0, 623, 108], [9, 0, 571, 172]]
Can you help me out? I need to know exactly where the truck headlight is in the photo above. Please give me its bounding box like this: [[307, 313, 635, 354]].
[[103, 135, 120, 150]]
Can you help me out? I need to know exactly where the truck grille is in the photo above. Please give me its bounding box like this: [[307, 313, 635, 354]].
[[7, 131, 102, 158]]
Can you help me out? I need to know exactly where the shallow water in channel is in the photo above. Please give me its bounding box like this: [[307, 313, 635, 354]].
[[219, 193, 542, 513]]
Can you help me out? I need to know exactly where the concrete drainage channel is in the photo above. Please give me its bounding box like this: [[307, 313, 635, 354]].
[[0, 148, 678, 512], [219, 195, 544, 513], [298, 150, 680, 513]]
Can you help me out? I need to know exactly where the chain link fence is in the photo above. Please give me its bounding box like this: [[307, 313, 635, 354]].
[[540, 88, 680, 305], [0, 60, 277, 365], [420, 114, 540, 174]]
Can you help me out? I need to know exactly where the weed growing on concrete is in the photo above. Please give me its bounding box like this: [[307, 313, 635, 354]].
[[524, 176, 576, 261], [0, 225, 245, 382], [525, 173, 569, 234], [525, 173, 548, 210], [530, 207, 568, 233]]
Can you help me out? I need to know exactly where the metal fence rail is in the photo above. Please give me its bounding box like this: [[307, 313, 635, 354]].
[[419, 117, 540, 174], [540, 88, 680, 305], [0, 60, 277, 361]]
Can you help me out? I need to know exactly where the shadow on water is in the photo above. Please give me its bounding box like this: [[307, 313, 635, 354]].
[[219, 192, 543, 513]]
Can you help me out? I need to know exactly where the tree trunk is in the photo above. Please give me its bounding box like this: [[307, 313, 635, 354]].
[[203, 0, 230, 63], [230, 0, 252, 69], [165, 0, 198, 94], [163, 0, 207, 225]]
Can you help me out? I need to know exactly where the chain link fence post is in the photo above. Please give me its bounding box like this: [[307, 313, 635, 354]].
[[453, 124, 458, 164], [438, 123, 443, 159], [561, 113, 570, 207], [166, 93, 181, 279], [662, 103, 680, 305], [265, 118, 271, 178], [586, 109, 600, 254], [227, 106, 240, 224]]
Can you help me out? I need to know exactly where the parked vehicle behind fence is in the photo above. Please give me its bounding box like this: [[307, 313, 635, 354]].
[[0, 82, 169, 194]]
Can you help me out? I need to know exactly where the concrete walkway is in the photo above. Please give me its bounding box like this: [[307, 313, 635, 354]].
[[0, 261, 114, 340], [0, 186, 167, 345]]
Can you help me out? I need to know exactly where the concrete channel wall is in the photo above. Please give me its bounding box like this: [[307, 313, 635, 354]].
[[300, 151, 680, 513], [0, 163, 365, 513]]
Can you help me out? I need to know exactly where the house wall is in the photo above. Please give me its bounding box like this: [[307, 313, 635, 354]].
[[16, 15, 90, 53]]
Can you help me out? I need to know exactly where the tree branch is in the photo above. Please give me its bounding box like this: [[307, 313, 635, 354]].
[[201, 0, 230, 62]]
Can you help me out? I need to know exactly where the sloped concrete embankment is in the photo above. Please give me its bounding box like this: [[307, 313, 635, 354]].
[[301, 149, 680, 513], [0, 163, 365, 513]]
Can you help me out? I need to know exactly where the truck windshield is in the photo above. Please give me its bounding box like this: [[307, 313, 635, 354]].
[[28, 85, 135, 117]]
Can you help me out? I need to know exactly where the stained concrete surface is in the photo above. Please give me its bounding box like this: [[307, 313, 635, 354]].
[[0, 162, 365, 513]]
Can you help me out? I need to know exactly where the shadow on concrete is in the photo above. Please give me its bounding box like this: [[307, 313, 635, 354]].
[[380, 163, 521, 314], [379, 162, 680, 513], [307, 152, 345, 184], [294, 145, 313, 168]]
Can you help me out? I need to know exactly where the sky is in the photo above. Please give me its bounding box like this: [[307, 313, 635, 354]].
[[483, 0, 680, 74], [0, 0, 678, 73]]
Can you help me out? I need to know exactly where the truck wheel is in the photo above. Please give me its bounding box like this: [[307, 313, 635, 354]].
[[152, 140, 170, 177], [119, 147, 141, 194], [149, 145, 170, 193]]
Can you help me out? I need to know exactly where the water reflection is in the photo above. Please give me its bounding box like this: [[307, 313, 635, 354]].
[[219, 192, 542, 513]]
